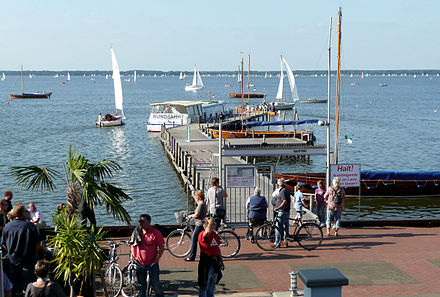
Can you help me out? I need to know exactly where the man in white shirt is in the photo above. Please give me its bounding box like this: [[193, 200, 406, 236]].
[[28, 202, 46, 234]]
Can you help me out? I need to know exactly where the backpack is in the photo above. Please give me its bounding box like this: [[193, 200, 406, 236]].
[[334, 187, 343, 205]]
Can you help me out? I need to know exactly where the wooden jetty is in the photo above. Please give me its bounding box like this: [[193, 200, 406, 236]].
[[160, 115, 322, 225]]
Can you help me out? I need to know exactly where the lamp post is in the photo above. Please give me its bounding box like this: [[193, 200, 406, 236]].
[[218, 113, 224, 183]]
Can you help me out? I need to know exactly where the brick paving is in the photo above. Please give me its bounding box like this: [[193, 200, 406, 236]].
[[112, 225, 440, 296]]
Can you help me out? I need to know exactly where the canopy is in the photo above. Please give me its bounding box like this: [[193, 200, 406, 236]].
[[361, 171, 440, 181], [243, 119, 319, 127]]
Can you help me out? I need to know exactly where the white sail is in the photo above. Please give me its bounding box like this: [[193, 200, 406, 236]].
[[111, 47, 124, 118], [133, 70, 137, 83], [1, 73, 5, 80], [191, 66, 197, 86], [276, 56, 284, 100], [179, 72, 183, 80], [282, 56, 299, 101], [67, 73, 71, 81], [195, 70, 204, 87]]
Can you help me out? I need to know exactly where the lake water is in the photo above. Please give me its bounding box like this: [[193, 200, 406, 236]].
[[1, 73, 440, 225]]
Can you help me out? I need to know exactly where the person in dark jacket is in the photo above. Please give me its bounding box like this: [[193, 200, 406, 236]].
[[198, 218, 223, 297], [245, 187, 268, 240]]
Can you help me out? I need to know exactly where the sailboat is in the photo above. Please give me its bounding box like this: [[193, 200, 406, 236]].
[[179, 72, 184, 80], [230, 55, 265, 99], [10, 66, 52, 99], [133, 70, 137, 83], [271, 55, 298, 110], [1, 73, 5, 81], [184, 65, 204, 91], [96, 47, 126, 127], [67, 73, 71, 81]]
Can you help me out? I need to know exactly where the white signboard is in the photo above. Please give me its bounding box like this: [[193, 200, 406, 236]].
[[226, 166, 255, 188], [330, 164, 361, 188]]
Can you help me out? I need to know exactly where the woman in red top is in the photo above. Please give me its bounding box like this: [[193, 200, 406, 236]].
[[198, 218, 224, 297]]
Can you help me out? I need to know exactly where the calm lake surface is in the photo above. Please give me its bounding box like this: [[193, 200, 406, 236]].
[[1, 73, 439, 225]]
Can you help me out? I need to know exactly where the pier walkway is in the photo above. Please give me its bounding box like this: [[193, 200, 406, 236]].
[[112, 225, 440, 297]]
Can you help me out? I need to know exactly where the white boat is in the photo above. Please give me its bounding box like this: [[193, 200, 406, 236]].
[[67, 73, 71, 81], [133, 70, 137, 83], [179, 72, 184, 80], [29, 74, 33, 79], [271, 55, 298, 110], [184, 65, 204, 92], [147, 101, 205, 132], [96, 47, 126, 127], [1, 73, 5, 81]]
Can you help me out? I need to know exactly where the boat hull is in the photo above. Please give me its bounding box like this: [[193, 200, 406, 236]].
[[276, 172, 440, 197], [273, 102, 295, 110], [185, 85, 203, 92], [96, 115, 124, 127], [299, 98, 328, 104], [207, 129, 313, 139], [229, 93, 266, 98], [11, 92, 52, 99]]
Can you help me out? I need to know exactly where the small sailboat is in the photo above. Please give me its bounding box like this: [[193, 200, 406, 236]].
[[1, 72, 5, 81], [271, 55, 298, 110], [96, 47, 126, 127], [184, 65, 204, 92], [133, 70, 137, 83], [10, 66, 52, 99], [67, 72, 71, 81], [29, 74, 33, 79], [179, 72, 184, 80]]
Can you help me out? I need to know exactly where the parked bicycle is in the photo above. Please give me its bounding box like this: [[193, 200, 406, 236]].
[[104, 240, 153, 297], [166, 211, 241, 258], [254, 210, 323, 251]]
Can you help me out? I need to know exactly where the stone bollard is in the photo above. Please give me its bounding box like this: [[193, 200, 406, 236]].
[[289, 271, 299, 296], [298, 268, 348, 297]]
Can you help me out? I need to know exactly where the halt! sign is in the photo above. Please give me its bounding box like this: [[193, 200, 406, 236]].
[[330, 164, 361, 188]]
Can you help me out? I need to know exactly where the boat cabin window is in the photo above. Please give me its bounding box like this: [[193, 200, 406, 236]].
[[152, 105, 169, 113], [173, 105, 188, 114]]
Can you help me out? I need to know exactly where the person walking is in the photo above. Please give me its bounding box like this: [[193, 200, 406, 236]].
[[206, 177, 228, 229], [245, 187, 268, 240], [198, 218, 223, 297], [324, 177, 345, 236], [24, 259, 66, 297], [314, 180, 326, 227], [273, 178, 291, 247], [1, 203, 41, 297], [130, 214, 165, 297], [186, 190, 207, 262]]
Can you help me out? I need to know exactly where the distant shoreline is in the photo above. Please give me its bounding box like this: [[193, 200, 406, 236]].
[[0, 70, 440, 77]]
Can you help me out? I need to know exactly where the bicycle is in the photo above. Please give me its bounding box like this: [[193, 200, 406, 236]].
[[166, 211, 241, 258], [104, 240, 153, 297], [254, 210, 323, 251]]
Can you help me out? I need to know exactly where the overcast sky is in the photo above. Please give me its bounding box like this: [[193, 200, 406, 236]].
[[1, 0, 439, 71]]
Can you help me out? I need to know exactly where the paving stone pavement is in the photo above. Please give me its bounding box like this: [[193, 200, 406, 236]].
[[110, 225, 440, 297]]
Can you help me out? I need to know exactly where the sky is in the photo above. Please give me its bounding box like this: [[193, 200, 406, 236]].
[[1, 0, 439, 71]]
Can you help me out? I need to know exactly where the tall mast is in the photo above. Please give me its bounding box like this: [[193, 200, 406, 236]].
[[241, 58, 244, 130], [326, 17, 332, 189], [21, 65, 24, 94], [334, 7, 342, 165], [247, 54, 251, 105]]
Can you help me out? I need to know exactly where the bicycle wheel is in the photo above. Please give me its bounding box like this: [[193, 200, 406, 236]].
[[218, 230, 241, 258], [296, 223, 323, 251], [166, 230, 192, 258], [255, 223, 281, 251], [121, 264, 138, 297], [104, 264, 123, 297]]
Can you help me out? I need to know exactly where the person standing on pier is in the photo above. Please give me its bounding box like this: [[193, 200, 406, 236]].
[[314, 180, 326, 227], [293, 184, 308, 224], [186, 190, 207, 262], [324, 177, 345, 236], [207, 177, 228, 229], [130, 214, 165, 297], [273, 178, 291, 247]]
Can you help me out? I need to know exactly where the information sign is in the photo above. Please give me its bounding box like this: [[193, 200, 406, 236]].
[[226, 166, 255, 188], [330, 164, 361, 188]]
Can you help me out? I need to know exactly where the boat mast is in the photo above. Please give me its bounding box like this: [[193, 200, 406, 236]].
[[241, 58, 244, 130], [334, 7, 342, 165], [326, 17, 332, 189], [21, 65, 24, 94], [247, 54, 251, 105]]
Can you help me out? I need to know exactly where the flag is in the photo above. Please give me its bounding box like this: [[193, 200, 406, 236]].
[[345, 135, 353, 144]]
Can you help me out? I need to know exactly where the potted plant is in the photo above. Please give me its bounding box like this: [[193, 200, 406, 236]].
[[49, 210, 107, 297]]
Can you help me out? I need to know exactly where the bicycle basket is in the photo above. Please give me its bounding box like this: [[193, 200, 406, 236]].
[[175, 211, 187, 224]]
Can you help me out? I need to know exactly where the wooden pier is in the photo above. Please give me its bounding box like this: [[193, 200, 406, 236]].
[[160, 116, 320, 225]]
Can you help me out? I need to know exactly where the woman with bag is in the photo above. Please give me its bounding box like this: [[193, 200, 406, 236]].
[[186, 190, 208, 262], [24, 260, 66, 297], [324, 177, 345, 237]]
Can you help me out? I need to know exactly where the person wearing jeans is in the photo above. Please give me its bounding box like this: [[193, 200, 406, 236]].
[[273, 178, 291, 247], [130, 214, 165, 297], [186, 190, 207, 261]]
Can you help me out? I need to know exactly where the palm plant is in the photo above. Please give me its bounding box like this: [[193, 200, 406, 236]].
[[11, 145, 132, 224]]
